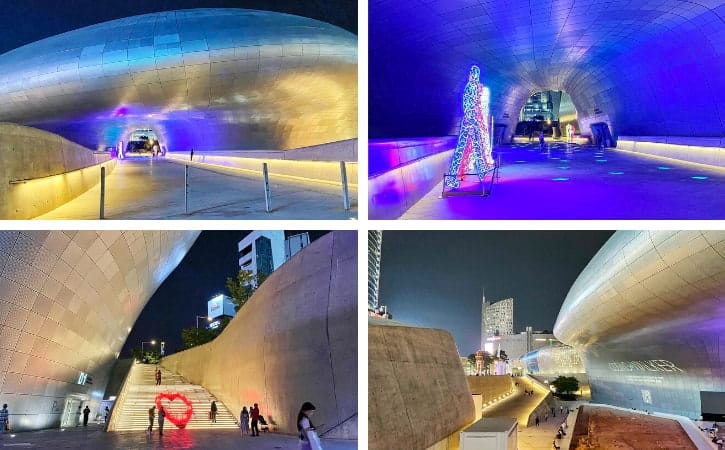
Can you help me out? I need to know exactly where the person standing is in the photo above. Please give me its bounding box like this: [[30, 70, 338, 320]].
[[240, 406, 249, 436], [147, 405, 155, 434], [155, 368, 161, 386], [539, 130, 546, 151], [297, 402, 322, 450], [535, 416, 540, 426], [76, 405, 82, 427], [251, 403, 260, 437], [82, 406, 90, 426], [210, 401, 218, 423], [0, 404, 9, 434], [104, 406, 110, 423], [158, 406, 166, 436], [190, 149, 194, 161]]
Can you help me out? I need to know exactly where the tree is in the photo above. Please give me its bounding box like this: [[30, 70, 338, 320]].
[[131, 347, 161, 364], [467, 353, 477, 367], [551, 376, 579, 394], [180, 317, 231, 349], [225, 270, 268, 311]]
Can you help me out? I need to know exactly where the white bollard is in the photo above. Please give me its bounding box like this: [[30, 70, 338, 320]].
[[340, 161, 350, 211], [99, 166, 106, 219], [263, 163, 271, 213]]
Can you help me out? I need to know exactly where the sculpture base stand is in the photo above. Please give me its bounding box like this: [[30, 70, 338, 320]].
[[440, 163, 498, 198]]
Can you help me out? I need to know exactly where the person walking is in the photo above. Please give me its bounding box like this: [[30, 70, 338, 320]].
[[82, 406, 91, 426], [147, 405, 155, 435], [158, 406, 166, 436], [210, 401, 218, 423], [539, 130, 546, 151], [251, 403, 260, 437], [535, 416, 540, 426], [240, 406, 250, 436], [155, 368, 161, 386], [0, 404, 9, 434], [297, 402, 322, 450], [104, 406, 110, 423], [190, 149, 194, 161]]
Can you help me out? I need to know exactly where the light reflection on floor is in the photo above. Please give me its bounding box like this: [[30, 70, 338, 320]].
[[401, 142, 725, 220]]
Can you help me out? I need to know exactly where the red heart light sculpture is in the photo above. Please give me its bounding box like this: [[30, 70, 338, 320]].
[[155, 392, 194, 429]]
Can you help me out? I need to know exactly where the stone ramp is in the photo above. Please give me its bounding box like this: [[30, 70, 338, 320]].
[[108, 363, 238, 431]]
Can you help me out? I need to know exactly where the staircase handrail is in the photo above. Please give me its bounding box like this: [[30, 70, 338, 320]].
[[319, 412, 357, 438]]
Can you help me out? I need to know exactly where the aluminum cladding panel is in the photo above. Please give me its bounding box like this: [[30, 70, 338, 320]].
[[0, 230, 200, 431], [0, 9, 358, 151]]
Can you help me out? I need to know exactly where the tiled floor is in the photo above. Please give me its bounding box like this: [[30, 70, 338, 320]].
[[402, 142, 725, 219], [0, 425, 357, 449], [37, 158, 356, 220]]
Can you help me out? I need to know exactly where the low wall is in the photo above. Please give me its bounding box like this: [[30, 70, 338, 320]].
[[161, 231, 356, 439], [369, 146, 454, 220], [166, 153, 358, 187], [0, 122, 114, 219], [369, 318, 475, 450], [467, 376, 513, 403], [617, 136, 725, 168]]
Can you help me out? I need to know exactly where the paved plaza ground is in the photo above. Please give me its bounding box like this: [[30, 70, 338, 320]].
[[402, 142, 725, 219], [37, 157, 356, 220], [0, 424, 357, 449]]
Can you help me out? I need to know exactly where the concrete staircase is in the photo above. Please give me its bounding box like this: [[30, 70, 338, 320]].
[[108, 363, 238, 431]]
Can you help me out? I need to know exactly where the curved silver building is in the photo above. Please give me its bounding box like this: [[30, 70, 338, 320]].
[[0, 9, 357, 151], [554, 231, 725, 418], [0, 231, 199, 430]]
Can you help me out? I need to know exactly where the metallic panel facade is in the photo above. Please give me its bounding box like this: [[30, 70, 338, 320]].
[[0, 9, 357, 151], [370, 1, 725, 139], [554, 230, 725, 418], [0, 231, 200, 430]]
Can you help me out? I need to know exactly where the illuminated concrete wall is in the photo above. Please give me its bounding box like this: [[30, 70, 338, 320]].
[[161, 231, 357, 438], [0, 9, 357, 152], [370, 1, 725, 140], [521, 345, 585, 375], [554, 231, 725, 418], [0, 230, 200, 431], [369, 317, 475, 450], [0, 123, 115, 219]]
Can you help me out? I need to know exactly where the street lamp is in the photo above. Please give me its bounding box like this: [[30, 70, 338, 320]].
[[141, 340, 156, 354], [196, 315, 212, 329]]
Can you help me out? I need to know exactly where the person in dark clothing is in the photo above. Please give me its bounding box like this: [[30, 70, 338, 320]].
[[535, 416, 540, 426], [251, 403, 260, 436], [210, 401, 218, 423], [104, 406, 110, 423], [190, 149, 194, 161], [155, 368, 161, 386], [147, 406, 155, 434], [82, 406, 90, 426], [158, 406, 166, 436]]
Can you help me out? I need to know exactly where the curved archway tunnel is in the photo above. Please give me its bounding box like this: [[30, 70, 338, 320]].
[[370, 0, 725, 140]]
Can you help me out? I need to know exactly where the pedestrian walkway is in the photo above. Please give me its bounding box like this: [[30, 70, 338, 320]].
[[36, 158, 356, 219], [482, 376, 548, 426], [109, 363, 237, 431], [401, 142, 725, 219], [0, 426, 356, 449]]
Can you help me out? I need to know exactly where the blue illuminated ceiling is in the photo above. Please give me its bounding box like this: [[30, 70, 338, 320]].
[[0, 9, 357, 151], [370, 0, 725, 139]]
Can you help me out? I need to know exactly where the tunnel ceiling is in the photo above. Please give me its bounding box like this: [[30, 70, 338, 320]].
[[370, 0, 725, 139]]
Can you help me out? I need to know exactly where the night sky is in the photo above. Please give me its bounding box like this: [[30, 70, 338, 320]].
[[0, 0, 356, 55], [378, 231, 615, 355], [121, 230, 328, 357]]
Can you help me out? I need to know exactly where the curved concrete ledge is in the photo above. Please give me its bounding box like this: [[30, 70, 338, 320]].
[[165, 152, 358, 187], [369, 148, 453, 220], [0, 123, 115, 219], [161, 231, 356, 438], [369, 317, 475, 450], [617, 137, 725, 168]]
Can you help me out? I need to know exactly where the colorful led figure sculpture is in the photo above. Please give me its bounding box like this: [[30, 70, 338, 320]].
[[446, 65, 492, 188]]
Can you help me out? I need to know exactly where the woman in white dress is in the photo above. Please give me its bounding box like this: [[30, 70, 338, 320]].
[[297, 402, 322, 450], [240, 406, 250, 436]]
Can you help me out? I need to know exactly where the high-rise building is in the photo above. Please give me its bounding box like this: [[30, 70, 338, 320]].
[[481, 296, 514, 354], [238, 231, 311, 280], [368, 231, 383, 311]]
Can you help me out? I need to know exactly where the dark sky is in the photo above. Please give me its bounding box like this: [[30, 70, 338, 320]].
[[0, 0, 356, 55], [378, 231, 615, 355], [122, 230, 328, 357]]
